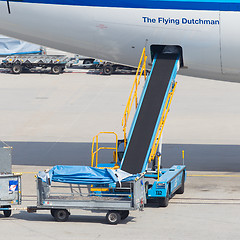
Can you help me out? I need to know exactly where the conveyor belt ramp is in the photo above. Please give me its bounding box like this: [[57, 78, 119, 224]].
[[120, 53, 179, 174]]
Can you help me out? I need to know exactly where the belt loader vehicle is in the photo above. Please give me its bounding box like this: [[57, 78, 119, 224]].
[[91, 48, 186, 207]]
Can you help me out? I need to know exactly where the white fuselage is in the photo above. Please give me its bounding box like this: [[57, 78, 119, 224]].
[[0, 2, 239, 76]]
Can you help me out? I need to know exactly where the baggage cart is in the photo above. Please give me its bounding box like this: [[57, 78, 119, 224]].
[[0, 173, 22, 217], [1, 55, 69, 74], [28, 173, 145, 224]]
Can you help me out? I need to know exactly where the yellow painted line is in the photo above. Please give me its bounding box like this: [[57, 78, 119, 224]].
[[188, 174, 240, 177], [91, 188, 109, 192]]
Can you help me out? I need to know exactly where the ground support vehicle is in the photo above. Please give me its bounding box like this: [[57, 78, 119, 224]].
[[91, 48, 186, 207], [145, 166, 186, 207], [66, 55, 95, 67], [66, 55, 136, 75], [75, 58, 136, 75], [27, 172, 145, 224], [1, 55, 69, 74], [0, 173, 22, 217], [95, 61, 136, 75]]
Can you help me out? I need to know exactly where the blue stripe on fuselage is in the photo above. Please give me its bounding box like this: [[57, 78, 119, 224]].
[[5, 0, 240, 11]]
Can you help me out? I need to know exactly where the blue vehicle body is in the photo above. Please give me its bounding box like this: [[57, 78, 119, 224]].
[[145, 166, 186, 200]]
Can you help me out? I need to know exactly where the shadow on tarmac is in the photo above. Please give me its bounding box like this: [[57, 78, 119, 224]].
[[11, 211, 135, 224], [6, 141, 240, 172]]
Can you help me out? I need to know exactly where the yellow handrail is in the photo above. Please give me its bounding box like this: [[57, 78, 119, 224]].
[[122, 47, 147, 148], [91, 132, 118, 168], [148, 82, 177, 180]]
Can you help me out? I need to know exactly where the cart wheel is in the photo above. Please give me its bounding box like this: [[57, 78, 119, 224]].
[[12, 64, 22, 74], [120, 210, 129, 220], [176, 172, 185, 194], [158, 188, 169, 207], [3, 205, 11, 217], [3, 210, 11, 217], [102, 65, 113, 75], [53, 209, 70, 222], [106, 211, 121, 225], [51, 65, 61, 74]]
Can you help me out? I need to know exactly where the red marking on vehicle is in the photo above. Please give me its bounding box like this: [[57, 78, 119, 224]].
[[96, 24, 108, 29]]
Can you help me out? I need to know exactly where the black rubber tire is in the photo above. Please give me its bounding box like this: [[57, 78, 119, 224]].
[[3, 210, 11, 217], [53, 209, 70, 222], [158, 188, 169, 207], [12, 64, 22, 74], [51, 65, 61, 74], [120, 210, 129, 220], [176, 172, 185, 194], [106, 211, 121, 225], [3, 205, 11, 217], [102, 65, 113, 75]]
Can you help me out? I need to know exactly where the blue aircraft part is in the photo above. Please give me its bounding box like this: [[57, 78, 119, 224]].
[[4, 0, 240, 12]]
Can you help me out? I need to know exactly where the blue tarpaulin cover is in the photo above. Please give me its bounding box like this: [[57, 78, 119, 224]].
[[0, 35, 41, 55], [38, 165, 138, 185]]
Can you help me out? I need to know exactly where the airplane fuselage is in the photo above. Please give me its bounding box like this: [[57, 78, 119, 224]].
[[0, 0, 239, 76]]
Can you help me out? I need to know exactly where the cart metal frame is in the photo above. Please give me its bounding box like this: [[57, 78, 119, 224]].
[[28, 174, 145, 224], [2, 55, 69, 74], [0, 174, 22, 217]]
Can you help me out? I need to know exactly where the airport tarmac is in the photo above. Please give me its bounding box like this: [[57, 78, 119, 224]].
[[0, 68, 240, 239]]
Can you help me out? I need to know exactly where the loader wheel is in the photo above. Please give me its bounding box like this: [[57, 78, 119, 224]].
[[102, 65, 113, 75], [120, 210, 129, 220], [53, 209, 69, 222], [158, 188, 169, 207], [12, 64, 22, 74], [51, 65, 61, 74], [106, 211, 121, 225], [176, 172, 185, 194], [3, 205, 11, 217]]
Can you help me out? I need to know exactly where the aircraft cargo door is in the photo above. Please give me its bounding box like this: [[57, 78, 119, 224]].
[[220, 12, 240, 74]]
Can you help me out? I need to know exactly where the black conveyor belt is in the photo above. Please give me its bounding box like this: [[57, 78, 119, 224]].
[[121, 54, 178, 174]]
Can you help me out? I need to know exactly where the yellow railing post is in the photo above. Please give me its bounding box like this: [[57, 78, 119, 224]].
[[91, 135, 96, 167], [96, 135, 99, 167], [182, 150, 185, 165], [122, 47, 147, 149], [148, 82, 177, 165], [157, 155, 160, 181], [91, 132, 119, 168]]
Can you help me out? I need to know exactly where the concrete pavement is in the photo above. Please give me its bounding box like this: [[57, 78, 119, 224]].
[[0, 68, 239, 239]]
